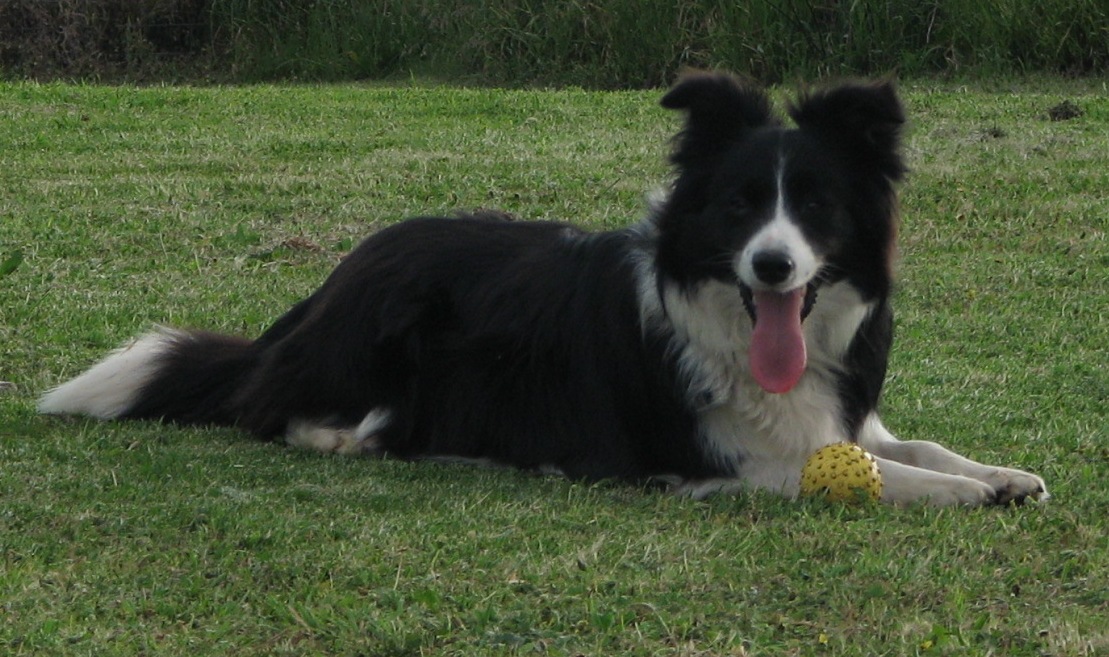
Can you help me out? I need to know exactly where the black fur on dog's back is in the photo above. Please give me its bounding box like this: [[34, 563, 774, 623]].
[[128, 216, 718, 480]]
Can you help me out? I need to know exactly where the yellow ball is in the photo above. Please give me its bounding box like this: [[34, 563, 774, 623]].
[[800, 443, 883, 503]]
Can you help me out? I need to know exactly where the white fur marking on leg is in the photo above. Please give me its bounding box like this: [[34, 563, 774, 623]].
[[37, 329, 183, 419], [285, 409, 391, 456], [859, 413, 1048, 504], [875, 458, 996, 507], [353, 408, 392, 443]]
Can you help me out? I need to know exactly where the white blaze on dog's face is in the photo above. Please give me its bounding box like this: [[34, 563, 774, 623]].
[[734, 164, 824, 393], [736, 169, 822, 294]]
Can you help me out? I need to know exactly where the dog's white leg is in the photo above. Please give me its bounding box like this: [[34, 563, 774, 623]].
[[285, 408, 391, 455], [858, 414, 1048, 505], [673, 457, 1004, 506], [671, 477, 753, 500], [872, 458, 996, 506], [671, 456, 806, 501], [671, 462, 994, 506]]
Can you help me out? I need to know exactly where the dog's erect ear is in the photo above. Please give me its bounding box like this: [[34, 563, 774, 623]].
[[661, 71, 777, 167], [789, 80, 906, 181]]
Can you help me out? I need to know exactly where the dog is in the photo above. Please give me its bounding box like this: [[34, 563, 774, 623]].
[[39, 72, 1047, 506]]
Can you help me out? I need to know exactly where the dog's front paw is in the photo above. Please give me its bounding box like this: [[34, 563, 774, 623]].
[[925, 477, 998, 507], [980, 467, 1049, 505], [923, 469, 1049, 507]]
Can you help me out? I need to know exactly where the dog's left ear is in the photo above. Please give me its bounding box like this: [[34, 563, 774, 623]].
[[789, 80, 906, 181], [661, 71, 778, 168]]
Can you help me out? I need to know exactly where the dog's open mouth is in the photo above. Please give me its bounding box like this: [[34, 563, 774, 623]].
[[740, 283, 819, 323], [740, 283, 819, 394]]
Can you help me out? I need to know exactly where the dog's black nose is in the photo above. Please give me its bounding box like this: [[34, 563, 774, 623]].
[[752, 251, 794, 285]]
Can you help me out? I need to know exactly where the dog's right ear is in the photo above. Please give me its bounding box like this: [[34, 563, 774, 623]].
[[661, 71, 777, 167]]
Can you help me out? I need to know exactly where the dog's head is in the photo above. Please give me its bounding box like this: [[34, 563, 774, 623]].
[[654, 72, 905, 393]]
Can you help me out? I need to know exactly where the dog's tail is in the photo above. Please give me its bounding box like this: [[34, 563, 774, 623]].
[[38, 328, 256, 427]]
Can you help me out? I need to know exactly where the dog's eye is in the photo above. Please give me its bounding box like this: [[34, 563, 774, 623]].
[[728, 196, 752, 215], [801, 200, 827, 216]]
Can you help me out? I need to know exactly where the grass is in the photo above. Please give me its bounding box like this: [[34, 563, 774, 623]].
[[1, 79, 1107, 656]]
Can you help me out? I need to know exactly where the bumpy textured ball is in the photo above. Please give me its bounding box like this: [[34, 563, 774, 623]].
[[800, 443, 883, 502]]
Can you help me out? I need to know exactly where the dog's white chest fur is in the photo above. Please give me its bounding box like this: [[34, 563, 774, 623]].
[[653, 277, 873, 489]]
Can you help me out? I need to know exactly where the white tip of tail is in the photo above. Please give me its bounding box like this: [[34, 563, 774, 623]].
[[37, 328, 183, 419]]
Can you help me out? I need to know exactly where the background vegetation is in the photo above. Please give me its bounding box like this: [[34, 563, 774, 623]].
[[1, 0, 1107, 85], [2, 79, 1107, 656]]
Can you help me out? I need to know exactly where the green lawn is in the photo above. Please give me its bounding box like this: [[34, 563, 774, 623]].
[[1, 79, 1106, 656]]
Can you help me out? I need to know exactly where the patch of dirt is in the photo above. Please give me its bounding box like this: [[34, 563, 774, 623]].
[[1046, 100, 1083, 122]]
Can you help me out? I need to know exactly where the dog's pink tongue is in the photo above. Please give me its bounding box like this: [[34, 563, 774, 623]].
[[749, 289, 807, 394]]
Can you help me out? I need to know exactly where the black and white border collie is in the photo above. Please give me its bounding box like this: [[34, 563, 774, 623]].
[[39, 72, 1047, 506]]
